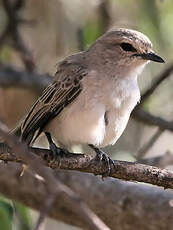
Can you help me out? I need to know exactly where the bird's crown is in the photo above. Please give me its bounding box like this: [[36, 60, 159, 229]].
[[91, 27, 164, 64], [101, 28, 152, 54]]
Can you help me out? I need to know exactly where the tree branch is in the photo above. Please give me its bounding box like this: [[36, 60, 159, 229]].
[[140, 63, 173, 105], [138, 151, 173, 168], [1, 143, 173, 190], [2, 0, 35, 71], [0, 122, 110, 230], [132, 108, 173, 132], [132, 63, 173, 132], [0, 163, 173, 230], [136, 128, 163, 159], [0, 65, 52, 94]]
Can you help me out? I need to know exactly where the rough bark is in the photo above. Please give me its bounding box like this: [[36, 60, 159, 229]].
[[0, 163, 173, 230], [1, 146, 173, 190]]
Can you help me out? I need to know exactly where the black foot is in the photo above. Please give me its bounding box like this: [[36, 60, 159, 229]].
[[44, 132, 67, 167], [89, 144, 115, 177]]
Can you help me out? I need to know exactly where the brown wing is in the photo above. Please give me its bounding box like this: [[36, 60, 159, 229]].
[[21, 59, 87, 144]]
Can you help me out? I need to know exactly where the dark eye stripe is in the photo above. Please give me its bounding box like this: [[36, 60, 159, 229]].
[[120, 43, 137, 52]]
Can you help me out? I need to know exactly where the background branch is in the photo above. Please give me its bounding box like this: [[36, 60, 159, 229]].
[[2, 0, 35, 71], [132, 108, 173, 132], [138, 151, 173, 168], [139, 63, 173, 105], [0, 163, 173, 230], [0, 65, 52, 94], [133, 63, 173, 158], [136, 128, 163, 159], [0, 63, 172, 134]]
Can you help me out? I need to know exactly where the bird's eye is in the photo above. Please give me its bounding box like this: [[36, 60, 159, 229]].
[[120, 43, 137, 52]]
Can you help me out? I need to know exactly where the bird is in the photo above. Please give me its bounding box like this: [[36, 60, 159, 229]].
[[21, 28, 164, 176]]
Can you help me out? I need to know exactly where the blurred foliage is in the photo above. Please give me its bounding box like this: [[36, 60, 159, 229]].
[[0, 197, 13, 230], [13, 202, 32, 230], [0, 196, 32, 230], [83, 21, 103, 48], [0, 45, 12, 62]]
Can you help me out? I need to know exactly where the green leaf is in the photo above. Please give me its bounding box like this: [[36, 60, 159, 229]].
[[83, 21, 103, 49], [0, 200, 13, 230], [13, 202, 32, 230]]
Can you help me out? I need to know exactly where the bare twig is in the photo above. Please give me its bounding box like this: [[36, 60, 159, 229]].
[[132, 108, 173, 132], [33, 195, 57, 230], [138, 151, 173, 168], [2, 0, 35, 71], [98, 0, 111, 33], [0, 26, 9, 51], [137, 115, 173, 159], [132, 64, 173, 155], [137, 128, 163, 159], [133, 64, 173, 157], [133, 108, 173, 159], [77, 28, 85, 51], [0, 122, 110, 230], [140, 64, 173, 105]]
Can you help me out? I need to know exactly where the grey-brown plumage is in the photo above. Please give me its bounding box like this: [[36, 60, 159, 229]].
[[21, 28, 164, 159], [21, 54, 88, 144]]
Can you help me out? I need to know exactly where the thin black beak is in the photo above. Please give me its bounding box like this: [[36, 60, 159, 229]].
[[140, 52, 165, 63]]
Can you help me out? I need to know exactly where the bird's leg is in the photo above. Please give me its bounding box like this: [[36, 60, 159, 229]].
[[44, 132, 67, 167], [89, 144, 115, 177]]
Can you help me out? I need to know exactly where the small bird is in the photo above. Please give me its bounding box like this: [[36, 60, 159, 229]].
[[21, 28, 164, 175]]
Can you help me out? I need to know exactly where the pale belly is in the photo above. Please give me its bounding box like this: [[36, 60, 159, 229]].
[[45, 100, 106, 147], [45, 74, 140, 148], [45, 100, 135, 148], [100, 110, 131, 147]]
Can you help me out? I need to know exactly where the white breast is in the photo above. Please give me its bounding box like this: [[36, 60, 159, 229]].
[[45, 66, 142, 149], [46, 89, 107, 147], [100, 70, 141, 147]]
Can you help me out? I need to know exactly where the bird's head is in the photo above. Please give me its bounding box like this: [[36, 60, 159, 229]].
[[88, 28, 164, 75]]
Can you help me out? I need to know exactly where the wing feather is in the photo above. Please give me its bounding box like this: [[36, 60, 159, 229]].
[[21, 59, 87, 144]]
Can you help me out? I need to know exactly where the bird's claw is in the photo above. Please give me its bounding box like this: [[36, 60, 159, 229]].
[[89, 144, 115, 178], [96, 149, 115, 178], [44, 132, 66, 167], [49, 142, 62, 167]]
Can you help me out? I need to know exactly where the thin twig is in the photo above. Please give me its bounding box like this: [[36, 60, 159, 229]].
[[98, 0, 111, 33], [2, 0, 35, 71], [77, 28, 85, 51], [133, 108, 173, 158], [140, 64, 173, 105], [133, 64, 173, 158], [132, 108, 173, 132], [137, 128, 163, 159], [137, 116, 173, 159], [0, 26, 9, 51], [138, 151, 173, 168], [33, 194, 57, 230]]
